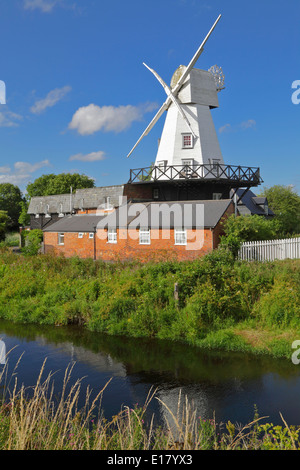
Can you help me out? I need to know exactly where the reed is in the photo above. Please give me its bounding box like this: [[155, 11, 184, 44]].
[[0, 357, 299, 450]]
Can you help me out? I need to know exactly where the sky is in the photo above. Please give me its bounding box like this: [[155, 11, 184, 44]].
[[0, 0, 299, 194]]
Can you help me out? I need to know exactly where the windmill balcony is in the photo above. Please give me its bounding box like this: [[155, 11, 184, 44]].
[[128, 163, 263, 187]]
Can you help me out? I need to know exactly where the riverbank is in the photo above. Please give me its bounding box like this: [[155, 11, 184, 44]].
[[0, 248, 299, 359]]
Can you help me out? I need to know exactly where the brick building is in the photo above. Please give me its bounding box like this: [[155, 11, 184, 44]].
[[43, 199, 235, 262]]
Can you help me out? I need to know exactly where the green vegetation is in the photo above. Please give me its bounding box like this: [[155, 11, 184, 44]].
[[0, 211, 9, 242], [259, 184, 300, 236], [0, 248, 299, 359], [26, 172, 95, 197], [21, 229, 43, 256], [220, 214, 278, 256], [0, 360, 299, 450], [0, 183, 24, 230]]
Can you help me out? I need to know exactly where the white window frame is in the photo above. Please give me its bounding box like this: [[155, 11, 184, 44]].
[[182, 159, 194, 176], [139, 229, 151, 245], [182, 133, 193, 149], [58, 233, 64, 246], [78, 233, 84, 239], [89, 232, 94, 239], [174, 229, 187, 246], [107, 228, 117, 244]]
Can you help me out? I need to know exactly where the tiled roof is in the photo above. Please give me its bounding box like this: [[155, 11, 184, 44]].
[[28, 185, 126, 214], [43, 199, 233, 232]]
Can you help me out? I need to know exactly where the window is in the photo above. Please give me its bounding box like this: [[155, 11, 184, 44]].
[[153, 188, 159, 200], [45, 204, 51, 218], [213, 193, 222, 200], [158, 160, 167, 170], [182, 133, 193, 149], [182, 159, 194, 176], [139, 229, 151, 245], [174, 229, 187, 246], [210, 158, 220, 171], [78, 233, 84, 239], [89, 233, 94, 239], [58, 203, 64, 218], [107, 228, 117, 244], [58, 233, 64, 245]]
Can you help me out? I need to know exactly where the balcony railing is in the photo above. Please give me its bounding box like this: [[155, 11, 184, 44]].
[[128, 164, 262, 185]]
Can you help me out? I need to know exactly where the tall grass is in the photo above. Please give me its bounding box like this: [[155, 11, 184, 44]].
[[0, 358, 299, 450], [0, 248, 299, 357]]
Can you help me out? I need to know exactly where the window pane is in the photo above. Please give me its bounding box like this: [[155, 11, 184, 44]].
[[108, 229, 117, 243], [139, 230, 150, 245], [58, 233, 64, 245], [175, 230, 187, 245]]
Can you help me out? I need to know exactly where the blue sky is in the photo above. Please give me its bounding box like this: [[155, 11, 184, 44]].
[[0, 0, 299, 194]]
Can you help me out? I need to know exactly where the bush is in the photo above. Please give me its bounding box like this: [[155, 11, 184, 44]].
[[21, 229, 43, 256]]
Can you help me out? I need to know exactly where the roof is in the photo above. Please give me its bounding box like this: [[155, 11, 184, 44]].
[[28, 194, 72, 215], [74, 186, 125, 210], [43, 199, 233, 232], [28, 185, 126, 215], [123, 200, 233, 229], [231, 189, 274, 216], [43, 215, 107, 233]]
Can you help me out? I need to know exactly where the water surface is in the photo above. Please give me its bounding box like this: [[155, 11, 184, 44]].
[[0, 320, 300, 427]]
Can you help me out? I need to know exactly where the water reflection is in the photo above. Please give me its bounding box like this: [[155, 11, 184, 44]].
[[0, 320, 300, 426]]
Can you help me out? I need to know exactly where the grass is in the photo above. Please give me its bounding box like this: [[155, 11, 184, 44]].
[[0, 248, 299, 359], [0, 357, 299, 450]]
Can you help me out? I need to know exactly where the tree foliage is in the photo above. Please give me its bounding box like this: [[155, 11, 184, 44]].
[[0, 183, 23, 229], [0, 210, 9, 241], [220, 214, 277, 256], [259, 185, 300, 236], [26, 173, 95, 197]]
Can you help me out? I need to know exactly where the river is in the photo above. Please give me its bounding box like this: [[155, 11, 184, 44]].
[[1, 319, 300, 428]]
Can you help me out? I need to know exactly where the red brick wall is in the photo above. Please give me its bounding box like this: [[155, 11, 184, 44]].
[[43, 203, 234, 263], [212, 202, 234, 248], [44, 228, 214, 262], [44, 232, 96, 259]]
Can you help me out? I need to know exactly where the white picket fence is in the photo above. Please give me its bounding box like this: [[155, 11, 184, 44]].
[[238, 237, 300, 262]]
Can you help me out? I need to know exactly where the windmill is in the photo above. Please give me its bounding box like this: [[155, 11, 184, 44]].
[[126, 14, 225, 179]]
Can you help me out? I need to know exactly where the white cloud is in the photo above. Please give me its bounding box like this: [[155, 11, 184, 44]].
[[0, 166, 10, 174], [69, 151, 106, 162], [0, 109, 23, 128], [218, 123, 231, 134], [240, 119, 256, 130], [68, 102, 159, 136], [219, 119, 256, 134], [23, 0, 59, 13], [30, 86, 71, 114], [0, 160, 51, 187]]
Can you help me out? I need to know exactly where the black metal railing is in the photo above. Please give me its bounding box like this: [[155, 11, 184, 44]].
[[128, 164, 262, 185]]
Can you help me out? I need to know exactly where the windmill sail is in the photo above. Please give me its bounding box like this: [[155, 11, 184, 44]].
[[126, 14, 222, 160]]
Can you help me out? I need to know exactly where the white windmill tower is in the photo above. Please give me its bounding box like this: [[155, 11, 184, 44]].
[[126, 15, 225, 180]]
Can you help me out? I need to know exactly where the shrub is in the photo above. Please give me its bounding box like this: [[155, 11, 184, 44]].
[[21, 229, 43, 256]]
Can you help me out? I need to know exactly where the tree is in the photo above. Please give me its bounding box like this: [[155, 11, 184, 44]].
[[26, 173, 95, 197], [0, 183, 23, 229], [21, 229, 43, 256], [258, 185, 300, 236], [0, 210, 9, 241], [18, 200, 30, 227], [220, 214, 277, 257]]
